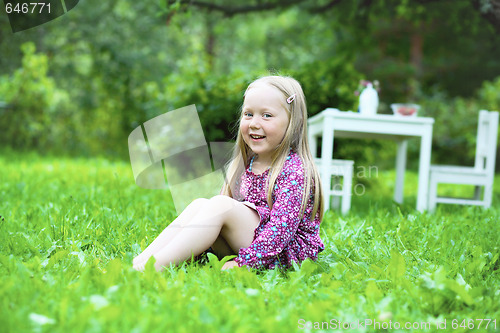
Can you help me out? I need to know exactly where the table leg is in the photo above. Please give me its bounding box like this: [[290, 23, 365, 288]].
[[417, 126, 433, 211], [321, 116, 334, 212], [394, 140, 407, 203]]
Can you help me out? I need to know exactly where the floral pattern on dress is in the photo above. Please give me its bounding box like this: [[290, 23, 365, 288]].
[[233, 149, 324, 269]]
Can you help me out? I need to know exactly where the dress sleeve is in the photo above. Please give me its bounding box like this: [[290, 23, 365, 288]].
[[235, 160, 305, 269]]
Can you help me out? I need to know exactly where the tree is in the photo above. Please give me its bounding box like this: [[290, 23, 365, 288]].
[[471, 0, 500, 32], [165, 0, 500, 33], [162, 0, 500, 101]]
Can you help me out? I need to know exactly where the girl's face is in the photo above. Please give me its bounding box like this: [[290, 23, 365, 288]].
[[240, 83, 290, 165]]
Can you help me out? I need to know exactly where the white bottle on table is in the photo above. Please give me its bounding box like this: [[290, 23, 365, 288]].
[[359, 83, 379, 116]]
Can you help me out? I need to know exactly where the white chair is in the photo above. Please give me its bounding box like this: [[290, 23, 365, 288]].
[[428, 110, 499, 211], [314, 158, 354, 215]]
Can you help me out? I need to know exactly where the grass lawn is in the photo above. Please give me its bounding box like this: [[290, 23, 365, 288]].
[[0, 151, 499, 332]]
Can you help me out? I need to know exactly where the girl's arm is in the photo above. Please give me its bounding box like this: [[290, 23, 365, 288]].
[[234, 164, 305, 269]]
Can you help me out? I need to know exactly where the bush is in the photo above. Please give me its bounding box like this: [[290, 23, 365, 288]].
[[159, 58, 365, 147], [419, 76, 500, 170], [291, 57, 361, 116], [158, 69, 257, 143], [3, 41, 497, 173], [0, 42, 78, 153], [293, 59, 397, 169]]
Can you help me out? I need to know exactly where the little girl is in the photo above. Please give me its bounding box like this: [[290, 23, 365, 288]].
[[133, 75, 324, 271]]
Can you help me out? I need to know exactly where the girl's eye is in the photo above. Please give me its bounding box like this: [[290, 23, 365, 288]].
[[244, 112, 253, 117], [263, 113, 272, 118]]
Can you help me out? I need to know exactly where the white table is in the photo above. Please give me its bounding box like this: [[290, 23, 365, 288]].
[[308, 108, 434, 211]]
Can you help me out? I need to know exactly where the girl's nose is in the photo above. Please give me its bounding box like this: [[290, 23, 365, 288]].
[[249, 117, 261, 129]]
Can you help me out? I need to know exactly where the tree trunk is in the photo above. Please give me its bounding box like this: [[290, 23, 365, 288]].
[[410, 31, 423, 78], [205, 17, 216, 71], [409, 28, 424, 99]]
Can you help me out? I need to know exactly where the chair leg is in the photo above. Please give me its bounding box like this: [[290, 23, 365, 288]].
[[474, 185, 482, 200], [316, 160, 354, 214], [341, 187, 351, 215], [484, 184, 492, 208], [330, 176, 341, 210], [341, 168, 353, 215], [428, 172, 438, 213]]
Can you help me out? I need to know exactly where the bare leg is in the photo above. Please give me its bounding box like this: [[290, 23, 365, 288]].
[[133, 198, 209, 267], [152, 195, 259, 271]]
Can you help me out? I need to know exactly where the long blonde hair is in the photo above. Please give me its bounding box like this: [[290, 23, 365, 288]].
[[221, 75, 323, 221]]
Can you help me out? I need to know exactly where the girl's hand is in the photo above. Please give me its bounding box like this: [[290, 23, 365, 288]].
[[221, 260, 239, 270]]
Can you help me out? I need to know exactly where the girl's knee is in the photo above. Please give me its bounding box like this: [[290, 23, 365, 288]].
[[209, 195, 235, 206], [209, 195, 238, 216], [191, 198, 209, 209]]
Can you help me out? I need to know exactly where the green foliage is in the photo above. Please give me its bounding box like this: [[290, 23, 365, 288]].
[[159, 57, 363, 143], [0, 152, 499, 332], [478, 76, 500, 111], [325, 0, 500, 101], [163, 69, 259, 142], [1, 0, 500, 165], [0, 43, 77, 151], [418, 76, 500, 167], [291, 57, 361, 115]]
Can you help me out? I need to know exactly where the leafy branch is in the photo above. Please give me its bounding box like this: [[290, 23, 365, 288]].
[[472, 0, 500, 33], [166, 0, 309, 17], [165, 0, 500, 33]]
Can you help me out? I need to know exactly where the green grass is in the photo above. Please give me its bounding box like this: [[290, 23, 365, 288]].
[[1, 151, 499, 332]]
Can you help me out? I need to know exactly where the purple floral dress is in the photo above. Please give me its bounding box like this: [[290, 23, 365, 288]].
[[233, 149, 324, 269]]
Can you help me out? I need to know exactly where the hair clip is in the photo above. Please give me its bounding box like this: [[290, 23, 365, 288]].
[[287, 94, 296, 104]]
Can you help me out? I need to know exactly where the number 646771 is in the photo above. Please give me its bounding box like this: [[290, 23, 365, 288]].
[[451, 319, 497, 330], [5, 2, 51, 14]]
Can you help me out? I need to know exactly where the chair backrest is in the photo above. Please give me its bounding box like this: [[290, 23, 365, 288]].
[[474, 110, 499, 177]]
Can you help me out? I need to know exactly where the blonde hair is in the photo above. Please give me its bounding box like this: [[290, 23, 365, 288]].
[[221, 75, 323, 221]]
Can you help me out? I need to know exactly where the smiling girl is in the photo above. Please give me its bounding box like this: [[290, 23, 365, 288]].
[[133, 75, 324, 271]]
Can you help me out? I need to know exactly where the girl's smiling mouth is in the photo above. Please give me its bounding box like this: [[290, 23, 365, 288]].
[[250, 134, 266, 140]]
